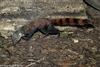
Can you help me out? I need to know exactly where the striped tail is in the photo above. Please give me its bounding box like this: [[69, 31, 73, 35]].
[[50, 18, 94, 27]]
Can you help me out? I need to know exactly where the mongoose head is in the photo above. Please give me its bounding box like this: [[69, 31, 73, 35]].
[[12, 29, 24, 46]]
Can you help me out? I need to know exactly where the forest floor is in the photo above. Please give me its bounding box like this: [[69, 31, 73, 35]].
[[0, 18, 100, 67]]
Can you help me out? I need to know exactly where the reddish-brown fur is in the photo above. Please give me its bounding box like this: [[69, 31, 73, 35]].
[[24, 18, 92, 33], [62, 18, 67, 25], [69, 18, 75, 25], [78, 19, 84, 25], [50, 18, 91, 26], [24, 18, 52, 33]]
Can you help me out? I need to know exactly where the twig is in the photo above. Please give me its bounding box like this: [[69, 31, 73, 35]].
[[26, 57, 45, 67]]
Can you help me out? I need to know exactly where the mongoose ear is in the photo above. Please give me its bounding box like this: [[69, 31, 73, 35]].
[[12, 30, 24, 46]]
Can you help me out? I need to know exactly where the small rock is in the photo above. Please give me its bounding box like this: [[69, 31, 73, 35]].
[[72, 38, 79, 43]]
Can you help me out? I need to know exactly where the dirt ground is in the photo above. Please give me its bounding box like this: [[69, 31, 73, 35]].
[[0, 18, 100, 67]]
